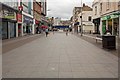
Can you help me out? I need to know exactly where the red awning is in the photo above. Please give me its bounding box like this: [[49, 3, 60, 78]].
[[41, 25, 48, 29]]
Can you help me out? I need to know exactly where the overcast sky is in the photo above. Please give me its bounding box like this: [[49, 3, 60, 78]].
[[47, 0, 94, 20]]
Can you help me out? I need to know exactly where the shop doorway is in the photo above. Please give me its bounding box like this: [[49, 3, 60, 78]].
[[26, 24, 32, 34], [95, 23, 100, 34], [108, 19, 112, 34], [2, 22, 8, 39], [8, 22, 16, 38], [113, 18, 119, 35]]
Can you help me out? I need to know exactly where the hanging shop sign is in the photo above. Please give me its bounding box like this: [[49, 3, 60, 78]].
[[35, 19, 40, 24], [23, 15, 33, 24], [18, 6, 23, 12], [17, 13, 22, 22]]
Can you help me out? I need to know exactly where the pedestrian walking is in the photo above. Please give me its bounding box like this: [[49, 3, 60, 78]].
[[36, 26, 39, 34], [45, 28, 49, 37], [66, 29, 68, 36], [52, 28, 55, 34]]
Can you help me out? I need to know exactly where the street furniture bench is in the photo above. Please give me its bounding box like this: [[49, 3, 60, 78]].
[[95, 35, 102, 43]]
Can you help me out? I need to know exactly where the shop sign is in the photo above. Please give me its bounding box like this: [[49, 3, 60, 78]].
[[110, 14, 119, 19], [101, 16, 108, 20], [102, 14, 119, 20], [17, 13, 22, 22], [4, 10, 15, 19], [23, 15, 33, 23]]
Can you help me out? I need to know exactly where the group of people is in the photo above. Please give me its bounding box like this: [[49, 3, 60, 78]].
[[36, 26, 41, 34], [36, 25, 73, 37]]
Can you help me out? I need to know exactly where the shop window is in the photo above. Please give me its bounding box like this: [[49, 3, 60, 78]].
[[100, 3, 102, 13], [2, 22, 8, 39], [95, 6, 97, 15], [102, 21, 106, 34], [113, 18, 119, 35], [8, 22, 16, 38], [108, 19, 112, 34]]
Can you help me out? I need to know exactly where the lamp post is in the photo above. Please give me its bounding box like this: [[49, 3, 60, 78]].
[[80, 0, 83, 36]]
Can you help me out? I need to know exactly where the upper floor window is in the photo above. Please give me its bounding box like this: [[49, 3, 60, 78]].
[[88, 16, 92, 21], [100, 3, 102, 13], [95, 6, 97, 15]]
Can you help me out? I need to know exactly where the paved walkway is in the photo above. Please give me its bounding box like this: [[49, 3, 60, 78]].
[[3, 32, 118, 78], [76, 33, 118, 56], [3, 34, 44, 53]]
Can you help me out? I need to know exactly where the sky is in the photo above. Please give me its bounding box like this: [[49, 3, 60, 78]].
[[47, 0, 94, 20]]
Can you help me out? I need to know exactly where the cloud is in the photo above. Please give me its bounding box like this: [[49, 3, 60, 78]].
[[47, 0, 93, 20]]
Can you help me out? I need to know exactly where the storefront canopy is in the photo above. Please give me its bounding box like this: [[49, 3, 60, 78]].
[[102, 12, 119, 20]]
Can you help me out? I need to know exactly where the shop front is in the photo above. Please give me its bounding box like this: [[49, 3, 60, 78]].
[[101, 12, 119, 36], [1, 3, 18, 39], [93, 18, 100, 34], [23, 15, 33, 35]]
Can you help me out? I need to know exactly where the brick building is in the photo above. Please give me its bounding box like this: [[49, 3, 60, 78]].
[[33, 0, 41, 33]]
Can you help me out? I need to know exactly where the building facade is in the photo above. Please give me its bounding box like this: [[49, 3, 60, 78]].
[[92, 0, 101, 34], [78, 4, 94, 33], [92, 0, 119, 36], [101, 0, 119, 36], [73, 7, 81, 33], [21, 0, 34, 36], [1, 0, 47, 39], [53, 17, 61, 26], [33, 0, 41, 34], [40, 0, 47, 26], [1, 2, 18, 39]]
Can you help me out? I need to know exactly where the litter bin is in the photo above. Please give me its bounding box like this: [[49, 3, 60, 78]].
[[102, 35, 116, 49]]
